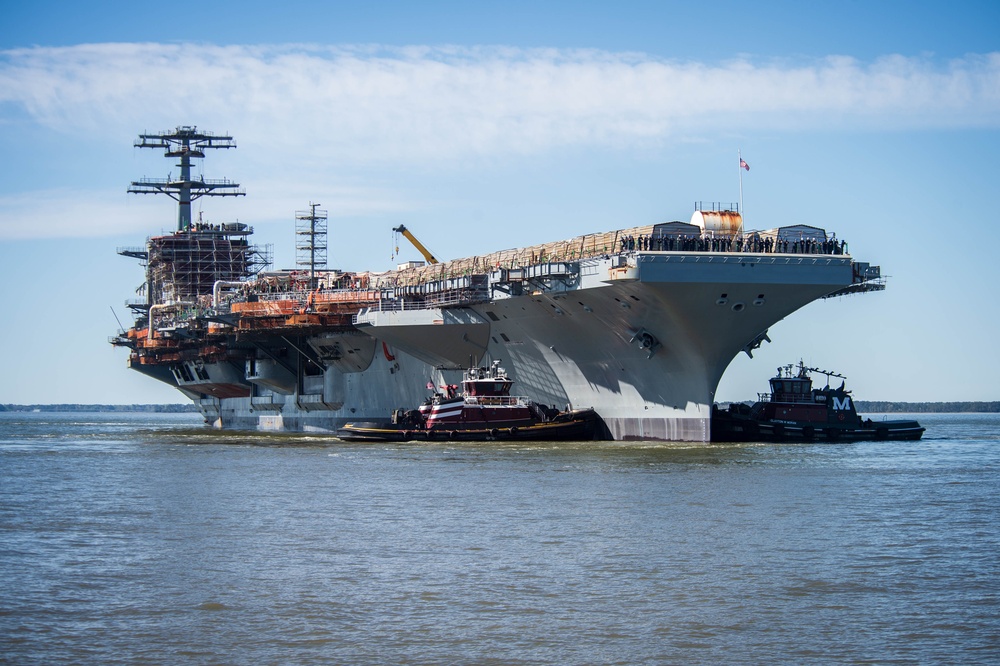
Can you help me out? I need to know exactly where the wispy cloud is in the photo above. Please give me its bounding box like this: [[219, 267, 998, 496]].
[[2, 44, 999, 242], [2, 44, 999, 161], [0, 188, 148, 240], [0, 183, 414, 241]]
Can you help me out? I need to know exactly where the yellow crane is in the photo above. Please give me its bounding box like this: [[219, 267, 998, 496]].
[[392, 225, 440, 265]]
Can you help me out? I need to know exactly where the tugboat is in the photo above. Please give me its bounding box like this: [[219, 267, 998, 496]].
[[712, 361, 924, 442], [338, 360, 603, 442]]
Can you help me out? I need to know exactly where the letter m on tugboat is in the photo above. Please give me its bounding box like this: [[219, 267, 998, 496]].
[[832, 395, 852, 411]]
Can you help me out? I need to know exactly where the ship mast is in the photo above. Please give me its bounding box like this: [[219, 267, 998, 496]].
[[295, 202, 328, 290], [120, 126, 270, 313], [129, 126, 245, 231]]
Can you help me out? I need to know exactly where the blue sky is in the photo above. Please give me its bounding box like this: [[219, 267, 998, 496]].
[[1, 1, 998, 404]]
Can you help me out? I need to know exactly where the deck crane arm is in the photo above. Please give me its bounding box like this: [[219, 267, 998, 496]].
[[392, 225, 440, 264]]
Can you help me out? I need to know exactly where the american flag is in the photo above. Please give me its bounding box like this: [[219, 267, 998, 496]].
[[740, 158, 750, 172]]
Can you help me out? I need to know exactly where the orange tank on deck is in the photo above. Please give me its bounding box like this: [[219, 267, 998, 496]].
[[690, 210, 743, 236]]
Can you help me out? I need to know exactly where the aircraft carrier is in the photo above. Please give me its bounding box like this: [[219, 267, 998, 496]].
[[111, 127, 884, 441]]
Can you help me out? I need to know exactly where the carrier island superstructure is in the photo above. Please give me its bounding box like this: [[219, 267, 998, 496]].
[[112, 127, 885, 441]]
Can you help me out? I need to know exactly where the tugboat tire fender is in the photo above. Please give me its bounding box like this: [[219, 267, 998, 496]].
[[509, 426, 519, 436], [803, 425, 815, 440], [490, 428, 499, 438]]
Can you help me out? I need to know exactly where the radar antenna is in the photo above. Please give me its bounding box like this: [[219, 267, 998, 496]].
[[129, 126, 245, 231], [802, 363, 847, 388]]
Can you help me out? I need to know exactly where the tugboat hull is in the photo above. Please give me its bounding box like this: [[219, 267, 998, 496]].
[[712, 409, 925, 443], [338, 408, 602, 442]]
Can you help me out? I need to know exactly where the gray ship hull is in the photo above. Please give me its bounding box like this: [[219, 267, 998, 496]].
[[353, 251, 861, 441], [167, 342, 441, 432]]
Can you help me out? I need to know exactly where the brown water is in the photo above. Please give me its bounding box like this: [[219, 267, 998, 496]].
[[1, 412, 998, 664]]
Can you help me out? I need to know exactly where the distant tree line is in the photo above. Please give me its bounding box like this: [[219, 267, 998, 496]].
[[0, 404, 198, 413]]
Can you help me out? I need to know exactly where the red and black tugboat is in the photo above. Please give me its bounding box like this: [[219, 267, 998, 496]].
[[712, 361, 924, 442], [338, 360, 602, 442]]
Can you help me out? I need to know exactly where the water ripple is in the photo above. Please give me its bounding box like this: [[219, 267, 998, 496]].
[[1, 412, 999, 663]]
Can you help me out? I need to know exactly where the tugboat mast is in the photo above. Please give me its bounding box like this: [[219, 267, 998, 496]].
[[129, 126, 245, 231]]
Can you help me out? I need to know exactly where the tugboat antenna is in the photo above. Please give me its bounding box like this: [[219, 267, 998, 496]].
[[803, 365, 847, 386]]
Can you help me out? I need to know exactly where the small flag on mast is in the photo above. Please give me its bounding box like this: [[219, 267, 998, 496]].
[[740, 158, 750, 172]]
